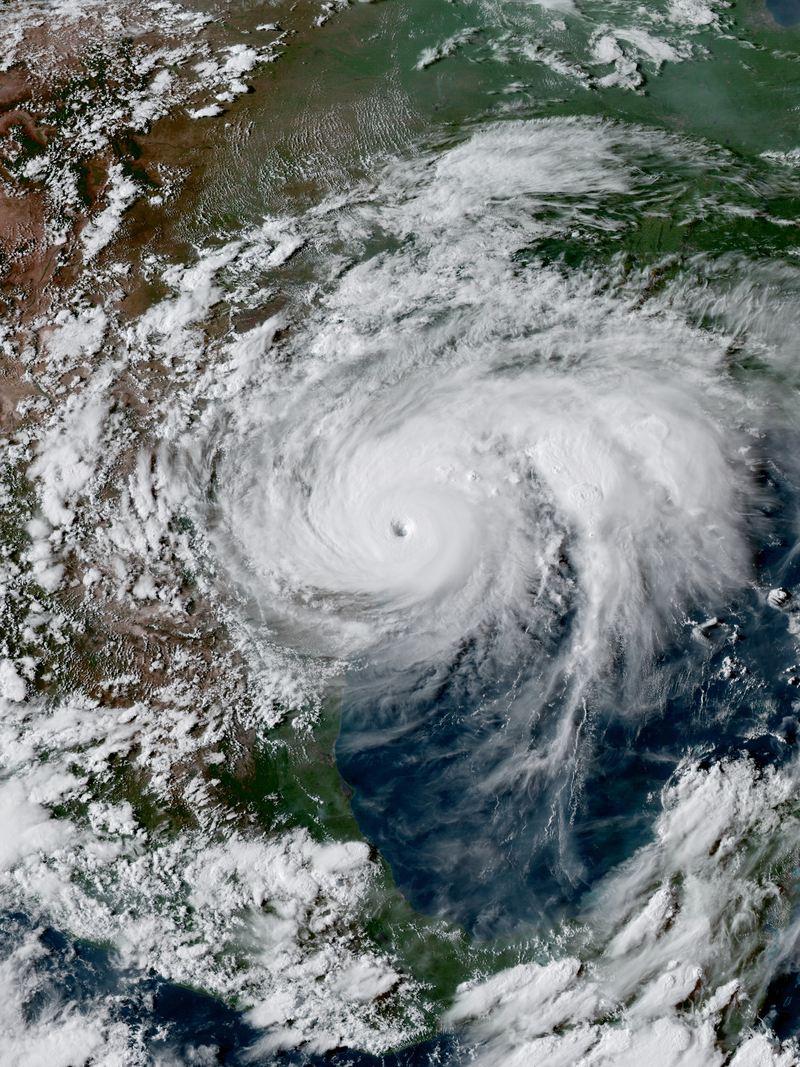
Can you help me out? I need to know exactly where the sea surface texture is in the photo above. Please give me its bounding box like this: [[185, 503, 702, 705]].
[[4, 0, 800, 1063]]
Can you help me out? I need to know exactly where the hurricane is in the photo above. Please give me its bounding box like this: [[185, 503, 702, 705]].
[[164, 118, 786, 944], [6, 1, 800, 1064], [187, 119, 754, 669]]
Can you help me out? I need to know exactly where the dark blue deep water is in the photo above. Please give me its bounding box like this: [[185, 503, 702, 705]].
[[337, 435, 800, 939], [12, 436, 800, 1060], [3, 912, 460, 1066]]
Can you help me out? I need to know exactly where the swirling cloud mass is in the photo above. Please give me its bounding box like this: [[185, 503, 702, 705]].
[[6, 4, 800, 1063]]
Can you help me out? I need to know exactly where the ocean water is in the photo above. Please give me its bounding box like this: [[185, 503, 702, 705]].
[[7, 0, 800, 1063]]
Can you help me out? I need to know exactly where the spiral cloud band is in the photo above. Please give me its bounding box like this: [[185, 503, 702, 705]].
[[155, 119, 778, 940]]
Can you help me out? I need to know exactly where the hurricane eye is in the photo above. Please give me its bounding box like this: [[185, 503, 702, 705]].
[[391, 520, 410, 538]]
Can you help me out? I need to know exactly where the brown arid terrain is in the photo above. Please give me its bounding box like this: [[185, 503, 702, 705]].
[[0, 0, 288, 320], [0, 8, 430, 1047], [0, 0, 340, 834]]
